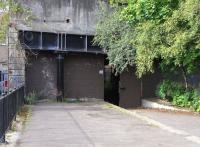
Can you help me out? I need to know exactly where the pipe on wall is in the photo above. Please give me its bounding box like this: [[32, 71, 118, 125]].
[[56, 54, 64, 102]]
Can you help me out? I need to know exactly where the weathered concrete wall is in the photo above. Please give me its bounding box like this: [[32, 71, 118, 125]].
[[15, 0, 106, 35], [64, 53, 105, 99], [8, 27, 26, 89], [0, 45, 8, 65], [26, 52, 105, 100], [16, 0, 107, 99], [25, 52, 57, 99]]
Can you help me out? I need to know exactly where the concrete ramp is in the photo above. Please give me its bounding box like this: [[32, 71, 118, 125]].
[[17, 100, 199, 147]]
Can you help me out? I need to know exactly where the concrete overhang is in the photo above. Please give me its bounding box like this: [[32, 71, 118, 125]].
[[14, 0, 108, 35]]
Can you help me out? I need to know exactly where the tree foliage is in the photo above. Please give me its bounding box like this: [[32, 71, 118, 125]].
[[0, 0, 30, 43], [94, 2, 135, 73], [94, 0, 200, 81]]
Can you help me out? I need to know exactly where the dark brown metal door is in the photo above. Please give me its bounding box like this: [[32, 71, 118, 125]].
[[64, 53, 104, 99], [119, 68, 141, 108]]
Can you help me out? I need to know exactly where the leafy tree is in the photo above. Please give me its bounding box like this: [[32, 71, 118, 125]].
[[94, 1, 135, 73], [159, 0, 200, 89], [95, 0, 200, 89], [0, 0, 30, 43]]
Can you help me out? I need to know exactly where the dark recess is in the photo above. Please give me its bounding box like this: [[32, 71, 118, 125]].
[[66, 35, 86, 51], [42, 32, 58, 50], [87, 36, 102, 51], [104, 59, 119, 105], [23, 31, 41, 49]]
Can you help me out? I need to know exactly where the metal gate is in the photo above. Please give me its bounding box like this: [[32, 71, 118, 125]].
[[119, 68, 141, 108]]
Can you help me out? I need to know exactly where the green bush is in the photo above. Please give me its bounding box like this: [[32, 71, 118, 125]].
[[190, 89, 200, 112], [156, 80, 200, 112], [25, 91, 38, 105], [191, 97, 200, 112], [172, 92, 191, 107], [156, 80, 170, 99], [156, 80, 184, 100]]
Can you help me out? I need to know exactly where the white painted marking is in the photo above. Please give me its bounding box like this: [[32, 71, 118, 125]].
[[186, 136, 200, 144], [105, 103, 200, 145]]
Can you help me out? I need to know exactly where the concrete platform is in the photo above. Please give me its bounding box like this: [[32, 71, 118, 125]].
[[17, 101, 200, 147]]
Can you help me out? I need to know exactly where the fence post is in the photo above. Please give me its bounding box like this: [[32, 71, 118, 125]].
[[0, 86, 24, 144], [0, 98, 6, 143]]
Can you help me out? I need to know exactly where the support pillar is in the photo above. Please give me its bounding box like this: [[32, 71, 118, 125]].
[[56, 54, 64, 102]]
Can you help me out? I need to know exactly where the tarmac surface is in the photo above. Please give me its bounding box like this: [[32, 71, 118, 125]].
[[17, 101, 200, 147]]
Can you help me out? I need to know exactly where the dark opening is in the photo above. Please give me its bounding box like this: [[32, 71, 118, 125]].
[[42, 32, 58, 50], [0, 71, 2, 82], [23, 31, 41, 49], [87, 36, 102, 52], [66, 18, 70, 23], [0, 71, 2, 95], [18, 31, 24, 44], [66, 34, 86, 51], [104, 59, 119, 106]]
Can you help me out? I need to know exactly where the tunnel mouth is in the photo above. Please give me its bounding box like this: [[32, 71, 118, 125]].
[[104, 59, 119, 106]]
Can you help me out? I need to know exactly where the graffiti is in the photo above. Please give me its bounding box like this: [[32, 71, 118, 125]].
[[0, 68, 8, 95]]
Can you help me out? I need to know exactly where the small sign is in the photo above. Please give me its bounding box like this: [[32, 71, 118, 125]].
[[99, 70, 104, 75]]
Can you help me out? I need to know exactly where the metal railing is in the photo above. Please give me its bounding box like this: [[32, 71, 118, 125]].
[[0, 86, 24, 143]]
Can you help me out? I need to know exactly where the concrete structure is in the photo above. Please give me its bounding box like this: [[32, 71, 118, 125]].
[[14, 0, 162, 108], [0, 45, 8, 66], [15, 0, 106, 100], [25, 53, 57, 99], [15, 0, 102, 35]]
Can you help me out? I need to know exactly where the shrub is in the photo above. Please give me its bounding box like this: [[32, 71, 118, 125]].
[[190, 88, 200, 112], [156, 80, 184, 100], [157, 81, 200, 112], [156, 80, 171, 99], [172, 92, 191, 107], [24, 91, 38, 105], [191, 97, 200, 112], [170, 83, 185, 98]]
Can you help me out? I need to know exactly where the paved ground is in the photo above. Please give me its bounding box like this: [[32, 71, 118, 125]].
[[134, 109, 200, 137], [17, 101, 200, 147]]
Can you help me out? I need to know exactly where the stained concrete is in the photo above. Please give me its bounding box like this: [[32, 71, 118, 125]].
[[17, 101, 200, 147], [25, 53, 105, 100], [15, 0, 107, 35], [25, 53, 57, 99], [0, 45, 8, 65]]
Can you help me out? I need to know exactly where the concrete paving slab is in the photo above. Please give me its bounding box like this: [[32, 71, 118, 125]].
[[17, 101, 200, 147], [134, 109, 200, 137]]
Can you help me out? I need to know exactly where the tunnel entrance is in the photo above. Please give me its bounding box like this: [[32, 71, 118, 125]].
[[104, 60, 119, 106]]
